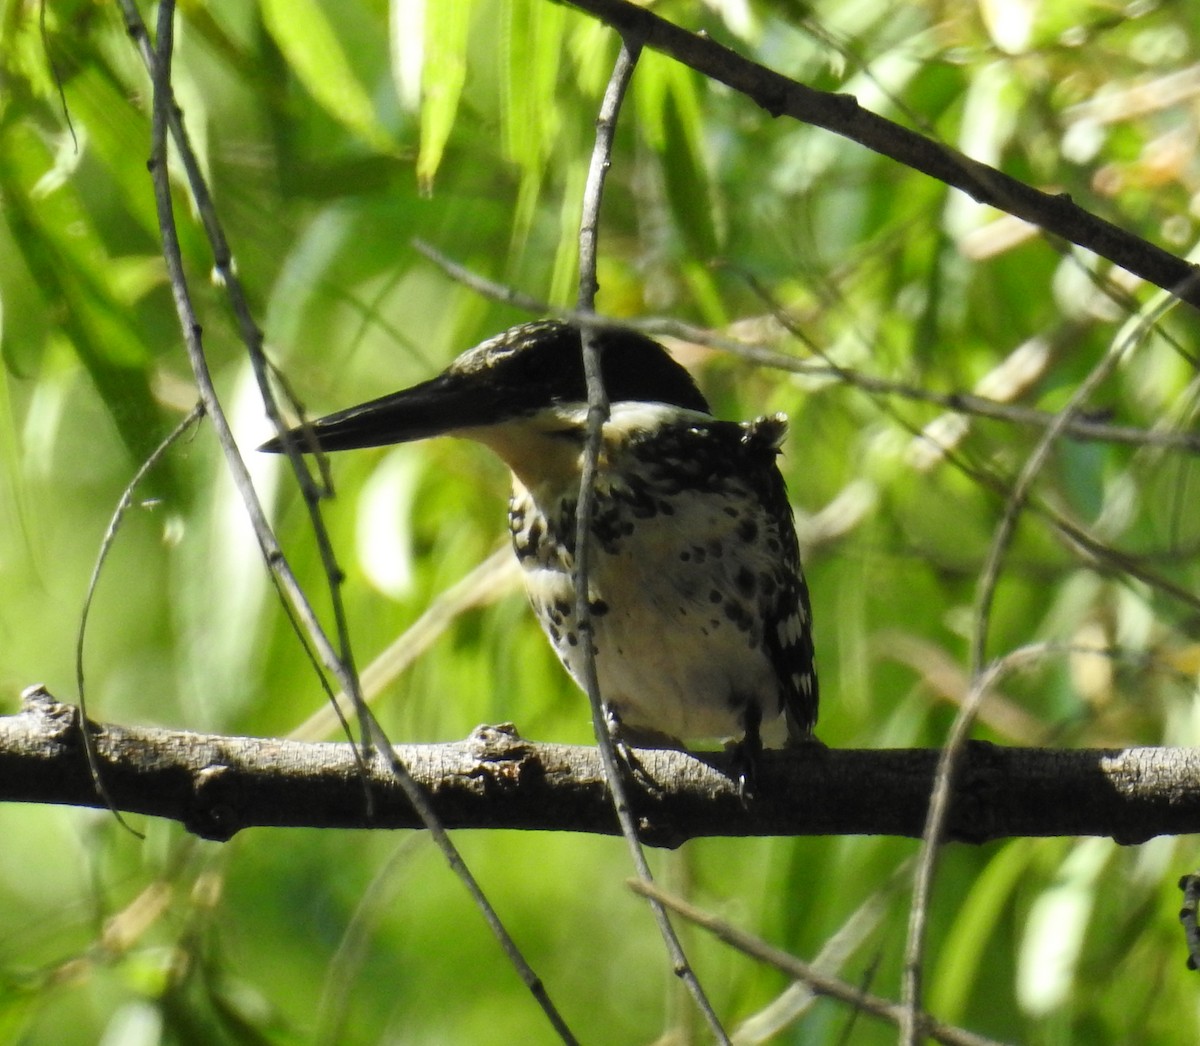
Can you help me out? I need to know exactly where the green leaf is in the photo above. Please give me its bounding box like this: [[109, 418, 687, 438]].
[[417, 0, 473, 189], [0, 127, 178, 495], [930, 839, 1040, 1023], [260, 0, 392, 152], [638, 53, 719, 261]]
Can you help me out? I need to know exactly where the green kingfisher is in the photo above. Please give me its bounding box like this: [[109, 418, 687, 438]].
[[261, 320, 818, 769]]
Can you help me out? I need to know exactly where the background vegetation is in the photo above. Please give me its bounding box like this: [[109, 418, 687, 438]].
[[3, 0, 1200, 1041]]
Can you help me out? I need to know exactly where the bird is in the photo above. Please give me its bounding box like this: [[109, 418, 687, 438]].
[[261, 319, 818, 779]]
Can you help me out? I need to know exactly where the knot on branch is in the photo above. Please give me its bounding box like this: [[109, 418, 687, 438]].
[[187, 763, 240, 841], [20, 684, 84, 743], [467, 722, 541, 796]]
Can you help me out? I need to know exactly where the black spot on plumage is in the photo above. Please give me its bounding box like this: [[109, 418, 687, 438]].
[[735, 567, 756, 598], [512, 514, 547, 563], [724, 600, 754, 633]]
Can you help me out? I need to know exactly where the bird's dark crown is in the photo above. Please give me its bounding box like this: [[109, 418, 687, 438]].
[[448, 320, 709, 414], [261, 319, 710, 453]]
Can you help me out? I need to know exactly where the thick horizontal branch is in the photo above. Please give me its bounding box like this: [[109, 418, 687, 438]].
[[4, 688, 1199, 847], [563, 0, 1200, 310]]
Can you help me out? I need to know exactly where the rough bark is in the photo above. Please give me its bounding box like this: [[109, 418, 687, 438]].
[[3, 687, 1198, 847]]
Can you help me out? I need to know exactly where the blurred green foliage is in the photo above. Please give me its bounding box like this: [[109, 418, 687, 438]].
[[2, 0, 1200, 1042]]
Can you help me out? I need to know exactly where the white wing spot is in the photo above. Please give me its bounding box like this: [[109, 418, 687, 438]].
[[778, 612, 803, 645]]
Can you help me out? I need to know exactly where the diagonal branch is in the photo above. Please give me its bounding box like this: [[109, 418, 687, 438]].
[[557, 0, 1200, 310], [628, 880, 1007, 1046]]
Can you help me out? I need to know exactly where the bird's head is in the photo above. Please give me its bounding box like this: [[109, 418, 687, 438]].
[[260, 320, 711, 486]]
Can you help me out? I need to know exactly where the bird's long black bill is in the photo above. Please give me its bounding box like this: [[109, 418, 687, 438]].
[[259, 371, 507, 454]]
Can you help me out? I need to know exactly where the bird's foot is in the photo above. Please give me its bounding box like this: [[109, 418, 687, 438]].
[[726, 738, 761, 806], [729, 702, 765, 805]]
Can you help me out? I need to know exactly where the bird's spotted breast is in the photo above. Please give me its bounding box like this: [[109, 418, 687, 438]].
[[506, 408, 817, 744]]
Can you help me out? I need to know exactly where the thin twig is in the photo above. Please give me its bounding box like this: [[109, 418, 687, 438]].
[[626, 880, 1009, 1046], [722, 332, 1200, 456], [571, 32, 730, 1044], [414, 238, 554, 314], [898, 281, 1195, 1043], [74, 402, 205, 834], [128, 3, 575, 1037]]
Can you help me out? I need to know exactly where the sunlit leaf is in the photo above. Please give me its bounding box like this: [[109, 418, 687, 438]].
[[416, 0, 472, 189], [260, 0, 392, 151]]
